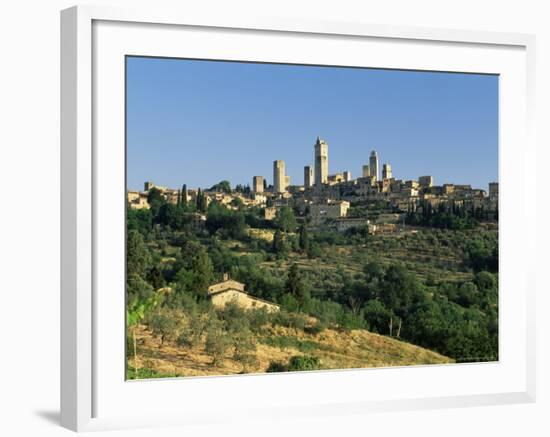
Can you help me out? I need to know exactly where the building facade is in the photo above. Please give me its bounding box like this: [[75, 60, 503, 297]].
[[252, 176, 264, 193], [362, 164, 371, 178], [419, 175, 434, 188], [273, 160, 286, 193], [304, 165, 314, 188], [207, 277, 279, 312], [369, 150, 379, 180], [382, 164, 392, 180], [314, 137, 329, 187]]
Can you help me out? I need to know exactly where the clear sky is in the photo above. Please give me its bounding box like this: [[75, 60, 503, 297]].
[[126, 56, 498, 192]]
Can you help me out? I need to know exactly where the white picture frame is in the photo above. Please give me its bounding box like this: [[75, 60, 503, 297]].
[[60, 5, 536, 432]]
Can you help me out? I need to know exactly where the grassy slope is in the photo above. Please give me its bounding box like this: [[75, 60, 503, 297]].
[[132, 323, 452, 379]]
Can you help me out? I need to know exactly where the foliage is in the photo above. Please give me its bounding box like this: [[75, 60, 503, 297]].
[[126, 182, 499, 371], [206, 202, 247, 239], [127, 230, 152, 279], [205, 317, 232, 364], [287, 355, 322, 371], [127, 208, 152, 236], [275, 207, 297, 232], [146, 308, 182, 345], [284, 263, 310, 308], [405, 201, 480, 230], [147, 187, 165, 216], [298, 224, 310, 252], [210, 180, 232, 193], [465, 237, 498, 272]]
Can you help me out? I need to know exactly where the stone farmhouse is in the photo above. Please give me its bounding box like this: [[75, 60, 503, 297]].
[[207, 276, 280, 312]]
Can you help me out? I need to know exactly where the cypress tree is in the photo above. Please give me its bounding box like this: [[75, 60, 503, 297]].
[[299, 224, 309, 252], [272, 229, 283, 254], [181, 184, 188, 209]]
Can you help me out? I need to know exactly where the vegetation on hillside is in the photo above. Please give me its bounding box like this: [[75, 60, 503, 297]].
[[126, 185, 498, 378]]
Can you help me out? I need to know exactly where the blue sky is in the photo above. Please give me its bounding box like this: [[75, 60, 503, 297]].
[[126, 57, 498, 191]]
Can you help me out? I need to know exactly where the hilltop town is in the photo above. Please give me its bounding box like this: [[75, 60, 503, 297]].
[[127, 136, 498, 234], [126, 137, 499, 378]]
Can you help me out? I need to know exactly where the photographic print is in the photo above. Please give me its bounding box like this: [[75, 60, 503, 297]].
[[126, 57, 498, 379]]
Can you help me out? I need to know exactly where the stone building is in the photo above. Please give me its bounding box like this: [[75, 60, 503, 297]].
[[314, 137, 328, 187], [273, 160, 286, 193], [343, 171, 352, 182], [382, 164, 392, 180], [328, 173, 345, 184], [489, 182, 499, 198], [309, 200, 350, 224], [419, 175, 434, 188], [304, 165, 314, 188], [285, 175, 291, 190], [369, 150, 379, 180], [335, 217, 371, 232], [252, 176, 264, 193], [264, 206, 277, 220], [127, 191, 149, 209], [362, 164, 371, 178], [207, 276, 279, 312]]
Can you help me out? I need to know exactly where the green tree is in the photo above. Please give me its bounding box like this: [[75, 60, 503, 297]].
[[127, 274, 154, 306], [147, 187, 164, 216], [190, 248, 214, 296], [210, 180, 231, 193], [169, 245, 215, 305], [363, 299, 392, 334], [287, 355, 321, 371], [298, 224, 310, 252], [146, 265, 165, 290], [275, 207, 297, 233], [181, 184, 188, 209], [127, 230, 152, 279], [364, 261, 384, 283], [127, 208, 152, 236], [147, 309, 181, 346], [205, 318, 231, 364], [272, 229, 284, 254], [196, 188, 208, 213], [285, 263, 310, 308]]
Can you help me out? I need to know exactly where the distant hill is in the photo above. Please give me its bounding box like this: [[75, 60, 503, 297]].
[[132, 322, 452, 378]]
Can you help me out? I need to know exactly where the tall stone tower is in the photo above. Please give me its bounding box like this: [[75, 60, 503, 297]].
[[314, 137, 328, 187], [273, 160, 286, 193], [369, 150, 379, 180], [304, 166, 314, 188], [382, 164, 392, 180], [252, 176, 264, 193], [489, 182, 499, 198], [362, 165, 371, 178]]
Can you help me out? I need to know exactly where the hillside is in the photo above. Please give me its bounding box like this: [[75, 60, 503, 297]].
[[130, 322, 453, 379]]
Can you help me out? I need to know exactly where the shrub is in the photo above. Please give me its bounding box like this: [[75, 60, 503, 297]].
[[232, 328, 258, 372], [247, 307, 271, 333], [205, 319, 231, 364], [304, 322, 326, 335], [177, 312, 210, 347], [287, 355, 321, 371], [146, 309, 181, 346], [266, 361, 288, 372]]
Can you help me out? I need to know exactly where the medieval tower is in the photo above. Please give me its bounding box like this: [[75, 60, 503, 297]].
[[369, 150, 379, 180], [314, 137, 328, 187]]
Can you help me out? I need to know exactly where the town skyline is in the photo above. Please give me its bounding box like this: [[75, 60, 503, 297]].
[[128, 138, 496, 193], [127, 57, 498, 192]]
